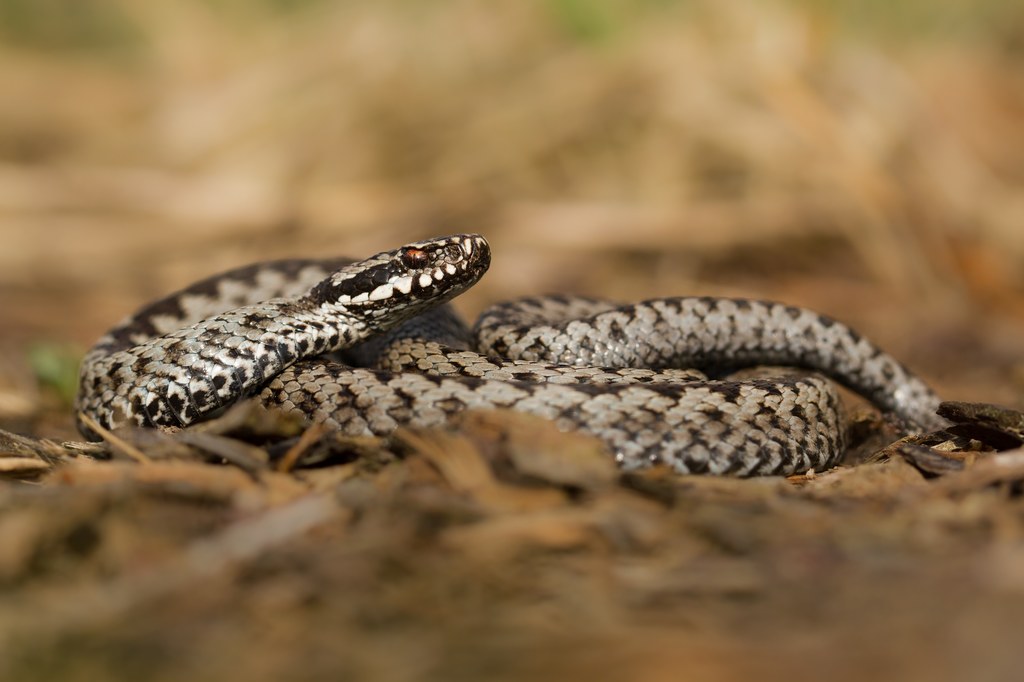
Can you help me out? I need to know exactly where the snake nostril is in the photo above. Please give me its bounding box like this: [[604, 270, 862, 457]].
[[445, 244, 463, 261]]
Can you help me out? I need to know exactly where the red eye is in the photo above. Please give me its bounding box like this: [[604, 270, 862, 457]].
[[401, 248, 429, 268]]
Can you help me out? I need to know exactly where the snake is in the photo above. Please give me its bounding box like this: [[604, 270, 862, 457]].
[[76, 234, 946, 476]]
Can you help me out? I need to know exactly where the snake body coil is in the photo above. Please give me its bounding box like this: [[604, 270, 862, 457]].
[[77, 234, 945, 476]]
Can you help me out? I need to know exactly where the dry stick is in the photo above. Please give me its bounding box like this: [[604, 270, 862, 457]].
[[77, 412, 151, 464], [276, 422, 330, 473]]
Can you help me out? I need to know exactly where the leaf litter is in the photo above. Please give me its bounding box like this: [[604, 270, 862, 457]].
[[1, 399, 1023, 681]]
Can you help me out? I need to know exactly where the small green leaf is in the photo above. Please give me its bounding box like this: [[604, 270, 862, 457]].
[[28, 342, 82, 407]]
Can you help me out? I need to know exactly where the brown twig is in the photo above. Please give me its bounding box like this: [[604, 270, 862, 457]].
[[275, 422, 330, 473], [76, 413, 152, 464]]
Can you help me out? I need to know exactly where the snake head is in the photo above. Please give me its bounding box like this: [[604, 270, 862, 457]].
[[311, 234, 490, 330]]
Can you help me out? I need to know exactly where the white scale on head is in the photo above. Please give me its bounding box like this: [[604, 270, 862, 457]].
[[369, 284, 393, 302], [394, 276, 413, 294], [335, 258, 454, 306]]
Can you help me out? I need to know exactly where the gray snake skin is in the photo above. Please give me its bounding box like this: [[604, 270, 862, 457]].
[[76, 234, 946, 476]]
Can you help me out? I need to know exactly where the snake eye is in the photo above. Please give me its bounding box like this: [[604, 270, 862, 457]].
[[401, 248, 429, 269]]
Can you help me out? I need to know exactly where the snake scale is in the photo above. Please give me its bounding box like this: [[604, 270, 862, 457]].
[[76, 234, 946, 476]]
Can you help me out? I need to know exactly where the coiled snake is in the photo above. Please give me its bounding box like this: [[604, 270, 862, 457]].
[[76, 234, 946, 476]]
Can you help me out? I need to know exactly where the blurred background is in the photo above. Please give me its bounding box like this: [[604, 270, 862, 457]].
[[0, 0, 1022, 435]]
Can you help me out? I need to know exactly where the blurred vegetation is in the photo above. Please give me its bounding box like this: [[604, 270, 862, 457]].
[[0, 0, 1021, 401], [0, 0, 142, 55], [1, 0, 1021, 54], [27, 342, 80, 407]]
